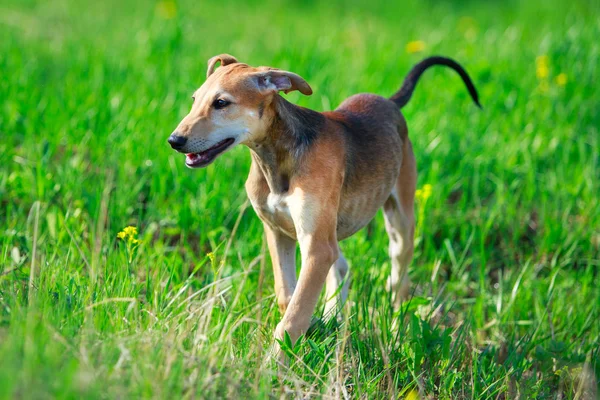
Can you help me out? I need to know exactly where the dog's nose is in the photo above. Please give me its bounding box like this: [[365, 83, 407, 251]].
[[168, 134, 187, 150]]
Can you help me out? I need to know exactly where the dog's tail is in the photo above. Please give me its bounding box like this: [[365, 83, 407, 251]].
[[390, 56, 481, 109]]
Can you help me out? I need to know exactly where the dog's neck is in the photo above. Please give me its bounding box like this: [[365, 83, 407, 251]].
[[248, 95, 325, 194]]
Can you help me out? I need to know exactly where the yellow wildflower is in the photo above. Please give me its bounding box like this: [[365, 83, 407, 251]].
[[406, 40, 426, 54], [416, 184, 432, 202], [156, 1, 177, 20], [118, 226, 142, 263], [405, 389, 421, 400], [555, 73, 567, 86], [117, 226, 140, 244], [536, 55, 549, 79], [207, 252, 216, 264], [124, 226, 137, 236], [422, 184, 432, 200], [414, 184, 433, 240]]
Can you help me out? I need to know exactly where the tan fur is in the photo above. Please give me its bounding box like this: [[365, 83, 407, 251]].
[[169, 54, 417, 364]]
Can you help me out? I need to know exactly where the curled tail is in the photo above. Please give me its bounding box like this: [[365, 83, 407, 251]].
[[390, 56, 481, 109]]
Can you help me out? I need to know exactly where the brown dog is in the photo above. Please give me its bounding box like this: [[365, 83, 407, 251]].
[[168, 54, 480, 360]]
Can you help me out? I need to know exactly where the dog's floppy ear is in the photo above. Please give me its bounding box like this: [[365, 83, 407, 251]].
[[206, 54, 238, 78], [254, 69, 313, 96]]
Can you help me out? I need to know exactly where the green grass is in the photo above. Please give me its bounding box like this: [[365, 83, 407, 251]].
[[1, 0, 599, 398]]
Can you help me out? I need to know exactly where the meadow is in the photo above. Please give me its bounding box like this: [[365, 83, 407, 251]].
[[1, 0, 599, 398]]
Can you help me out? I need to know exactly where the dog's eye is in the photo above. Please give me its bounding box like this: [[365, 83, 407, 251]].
[[213, 99, 230, 109]]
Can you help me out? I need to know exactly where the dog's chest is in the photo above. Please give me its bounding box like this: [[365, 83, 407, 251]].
[[265, 193, 291, 220], [250, 192, 297, 238]]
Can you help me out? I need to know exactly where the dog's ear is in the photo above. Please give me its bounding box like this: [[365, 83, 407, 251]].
[[206, 54, 238, 78], [254, 69, 313, 96]]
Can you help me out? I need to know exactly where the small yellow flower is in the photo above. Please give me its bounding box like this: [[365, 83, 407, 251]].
[[555, 73, 567, 86], [156, 1, 177, 20], [415, 184, 432, 203], [536, 55, 549, 79], [405, 389, 421, 400], [118, 226, 142, 263], [123, 226, 137, 236], [536, 65, 548, 79], [414, 184, 433, 240], [117, 226, 141, 244], [422, 184, 432, 200], [406, 40, 426, 54], [415, 183, 433, 203], [207, 252, 216, 264]]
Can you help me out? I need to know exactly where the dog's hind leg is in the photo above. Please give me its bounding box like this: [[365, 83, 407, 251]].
[[383, 139, 417, 308], [324, 249, 350, 320]]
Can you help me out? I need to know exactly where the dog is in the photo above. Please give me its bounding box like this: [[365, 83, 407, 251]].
[[168, 54, 480, 360]]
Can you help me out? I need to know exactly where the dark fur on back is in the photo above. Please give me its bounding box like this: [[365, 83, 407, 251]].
[[327, 94, 405, 192], [326, 108, 382, 190], [273, 96, 325, 158]]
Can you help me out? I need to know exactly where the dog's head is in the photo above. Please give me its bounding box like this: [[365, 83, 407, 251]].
[[168, 54, 313, 168]]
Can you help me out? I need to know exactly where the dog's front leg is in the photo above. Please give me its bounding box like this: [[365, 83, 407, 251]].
[[264, 225, 297, 314], [273, 192, 339, 364], [273, 237, 338, 363]]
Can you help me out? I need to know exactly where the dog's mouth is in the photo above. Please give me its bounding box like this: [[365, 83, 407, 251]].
[[185, 138, 235, 168]]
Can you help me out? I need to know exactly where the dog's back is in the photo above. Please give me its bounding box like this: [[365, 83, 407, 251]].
[[330, 93, 407, 190], [317, 94, 406, 239]]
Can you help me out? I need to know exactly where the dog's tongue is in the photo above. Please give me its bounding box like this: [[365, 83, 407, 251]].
[[186, 152, 209, 165], [186, 153, 199, 161]]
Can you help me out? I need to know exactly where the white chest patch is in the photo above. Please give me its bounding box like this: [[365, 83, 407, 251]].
[[249, 187, 311, 239], [266, 193, 291, 218]]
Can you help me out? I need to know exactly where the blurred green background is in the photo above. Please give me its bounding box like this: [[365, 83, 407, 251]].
[[1, 0, 599, 398]]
